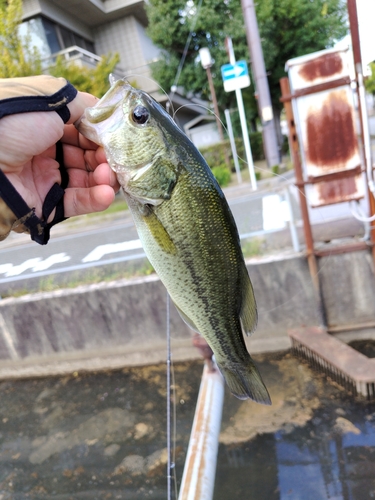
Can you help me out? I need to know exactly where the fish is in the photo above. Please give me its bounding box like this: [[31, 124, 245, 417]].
[[77, 78, 271, 404]]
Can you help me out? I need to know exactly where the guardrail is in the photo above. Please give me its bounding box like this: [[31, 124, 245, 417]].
[[42, 46, 102, 69]]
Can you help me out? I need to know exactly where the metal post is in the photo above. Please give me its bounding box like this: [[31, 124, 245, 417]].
[[236, 89, 257, 189], [178, 359, 225, 500], [226, 38, 257, 190], [347, 0, 375, 265], [224, 109, 242, 183], [284, 186, 300, 252], [279, 77, 326, 327], [241, 0, 280, 168]]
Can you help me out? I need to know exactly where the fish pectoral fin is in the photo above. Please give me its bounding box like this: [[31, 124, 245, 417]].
[[217, 358, 271, 404], [173, 302, 200, 333], [141, 208, 176, 255], [240, 265, 258, 336]]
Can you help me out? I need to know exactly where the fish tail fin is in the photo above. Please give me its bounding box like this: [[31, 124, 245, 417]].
[[217, 358, 271, 405]]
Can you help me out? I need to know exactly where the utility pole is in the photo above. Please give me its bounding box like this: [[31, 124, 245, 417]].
[[199, 48, 225, 142], [241, 0, 280, 168], [199, 47, 231, 170], [205, 65, 225, 142]]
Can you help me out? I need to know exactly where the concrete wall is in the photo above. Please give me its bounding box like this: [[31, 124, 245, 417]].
[[0, 250, 374, 378], [319, 250, 375, 329], [95, 15, 157, 93]]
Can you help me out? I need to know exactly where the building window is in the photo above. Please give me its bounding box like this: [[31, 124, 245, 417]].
[[20, 16, 95, 57], [41, 18, 61, 54]]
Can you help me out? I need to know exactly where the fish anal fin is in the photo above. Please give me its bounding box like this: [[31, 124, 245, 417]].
[[173, 301, 200, 333]]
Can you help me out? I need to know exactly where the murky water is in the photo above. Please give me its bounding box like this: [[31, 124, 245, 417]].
[[0, 352, 374, 499], [348, 339, 375, 359]]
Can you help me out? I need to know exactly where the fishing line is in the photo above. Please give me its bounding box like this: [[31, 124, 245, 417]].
[[123, 73, 176, 118], [171, 365, 178, 500], [166, 291, 172, 500], [166, 292, 178, 499], [170, 0, 204, 98], [172, 102, 228, 131]]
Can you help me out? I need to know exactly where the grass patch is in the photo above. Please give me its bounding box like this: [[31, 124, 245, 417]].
[[1, 261, 156, 299], [241, 237, 265, 258], [68, 197, 128, 225], [99, 198, 128, 216]]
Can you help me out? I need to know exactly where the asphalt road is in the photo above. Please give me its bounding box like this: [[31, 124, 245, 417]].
[[0, 180, 367, 294]]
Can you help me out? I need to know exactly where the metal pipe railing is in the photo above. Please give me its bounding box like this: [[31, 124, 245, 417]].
[[178, 359, 225, 500]]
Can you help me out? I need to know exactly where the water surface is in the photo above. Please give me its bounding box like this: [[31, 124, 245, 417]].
[[0, 352, 374, 499]]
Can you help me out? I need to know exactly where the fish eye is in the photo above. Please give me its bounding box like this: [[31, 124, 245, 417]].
[[132, 105, 149, 125]]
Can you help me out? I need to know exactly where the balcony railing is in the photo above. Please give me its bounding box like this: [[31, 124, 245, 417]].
[[43, 45, 103, 70], [43, 46, 161, 94]]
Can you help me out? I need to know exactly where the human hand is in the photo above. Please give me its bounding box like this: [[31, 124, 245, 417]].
[[0, 90, 120, 221]]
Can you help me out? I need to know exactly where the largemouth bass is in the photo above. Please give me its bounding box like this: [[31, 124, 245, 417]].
[[77, 78, 270, 404]]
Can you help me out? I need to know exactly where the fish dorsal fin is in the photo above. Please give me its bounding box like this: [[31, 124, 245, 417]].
[[173, 301, 200, 333], [240, 265, 258, 336]]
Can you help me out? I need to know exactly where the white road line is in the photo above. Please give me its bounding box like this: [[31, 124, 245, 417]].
[[82, 240, 143, 263], [0, 251, 147, 285]]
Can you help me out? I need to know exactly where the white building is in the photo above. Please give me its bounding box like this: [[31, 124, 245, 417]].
[[20, 0, 216, 143], [21, 0, 160, 94]]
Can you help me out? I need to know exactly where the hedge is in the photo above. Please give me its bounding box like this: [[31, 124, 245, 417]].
[[199, 132, 265, 172]]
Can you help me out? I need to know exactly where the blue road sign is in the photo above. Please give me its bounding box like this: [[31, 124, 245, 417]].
[[221, 61, 250, 92], [221, 61, 248, 81]]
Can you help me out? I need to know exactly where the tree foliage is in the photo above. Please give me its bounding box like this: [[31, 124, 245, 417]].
[[256, 0, 348, 110], [146, 0, 348, 123], [0, 0, 119, 97], [0, 0, 42, 77], [365, 62, 375, 96], [48, 53, 120, 98]]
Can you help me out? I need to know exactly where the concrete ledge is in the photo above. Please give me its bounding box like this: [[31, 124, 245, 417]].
[[0, 338, 198, 380], [289, 326, 375, 398], [0, 249, 374, 377]]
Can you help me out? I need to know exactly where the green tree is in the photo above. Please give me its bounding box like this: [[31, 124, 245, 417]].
[[146, 0, 348, 129], [256, 0, 348, 112], [0, 0, 42, 77], [365, 62, 375, 96], [48, 53, 120, 98], [0, 0, 119, 97]]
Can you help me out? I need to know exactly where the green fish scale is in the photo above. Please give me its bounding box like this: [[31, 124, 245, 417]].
[[129, 165, 250, 365], [78, 80, 269, 402]]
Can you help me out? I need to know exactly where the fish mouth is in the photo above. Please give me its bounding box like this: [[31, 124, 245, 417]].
[[82, 80, 134, 125]]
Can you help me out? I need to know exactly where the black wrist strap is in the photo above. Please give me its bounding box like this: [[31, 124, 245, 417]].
[[0, 79, 78, 244], [0, 141, 68, 245], [0, 82, 77, 121]]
